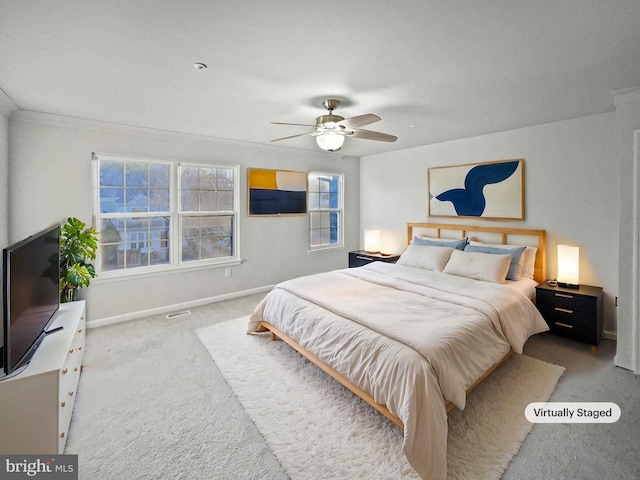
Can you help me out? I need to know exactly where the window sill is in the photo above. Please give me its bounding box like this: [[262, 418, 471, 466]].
[[92, 258, 243, 284], [307, 244, 345, 254]]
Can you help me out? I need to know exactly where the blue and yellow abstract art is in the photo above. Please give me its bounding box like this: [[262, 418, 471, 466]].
[[248, 168, 307, 215], [428, 159, 524, 220]]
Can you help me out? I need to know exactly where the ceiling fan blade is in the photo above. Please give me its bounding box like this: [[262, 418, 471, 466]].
[[337, 114, 380, 130], [270, 131, 314, 142], [271, 122, 316, 127], [351, 129, 398, 142]]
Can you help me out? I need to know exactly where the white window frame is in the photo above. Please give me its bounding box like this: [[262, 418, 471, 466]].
[[307, 171, 344, 252], [92, 153, 240, 279]]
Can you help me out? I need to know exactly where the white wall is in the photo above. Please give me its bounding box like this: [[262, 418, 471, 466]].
[[0, 112, 8, 348], [613, 87, 640, 372], [0, 112, 8, 249], [360, 113, 619, 332], [8, 111, 360, 321]]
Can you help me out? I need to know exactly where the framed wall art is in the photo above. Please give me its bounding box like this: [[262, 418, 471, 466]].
[[247, 168, 308, 216], [428, 158, 524, 220]]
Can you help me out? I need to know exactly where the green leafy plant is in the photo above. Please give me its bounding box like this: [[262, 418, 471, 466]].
[[60, 217, 98, 303]]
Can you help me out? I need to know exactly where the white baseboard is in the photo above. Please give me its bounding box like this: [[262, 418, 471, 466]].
[[86, 285, 274, 329], [603, 329, 618, 340]]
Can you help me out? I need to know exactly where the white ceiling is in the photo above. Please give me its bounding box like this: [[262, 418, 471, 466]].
[[2, 0, 640, 157]]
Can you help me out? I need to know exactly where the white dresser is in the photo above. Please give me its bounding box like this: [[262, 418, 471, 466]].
[[0, 300, 85, 454]]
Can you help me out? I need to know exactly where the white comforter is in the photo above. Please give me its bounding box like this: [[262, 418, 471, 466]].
[[248, 262, 548, 480]]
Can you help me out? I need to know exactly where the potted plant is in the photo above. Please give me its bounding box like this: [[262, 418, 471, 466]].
[[60, 217, 98, 303]]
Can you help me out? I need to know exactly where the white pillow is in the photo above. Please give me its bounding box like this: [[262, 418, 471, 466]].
[[469, 240, 537, 279], [442, 249, 512, 284], [397, 244, 454, 271]]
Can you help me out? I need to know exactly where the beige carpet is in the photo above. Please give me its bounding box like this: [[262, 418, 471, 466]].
[[196, 316, 565, 480]]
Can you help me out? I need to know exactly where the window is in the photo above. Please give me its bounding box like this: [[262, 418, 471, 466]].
[[93, 153, 239, 276], [308, 172, 343, 249]]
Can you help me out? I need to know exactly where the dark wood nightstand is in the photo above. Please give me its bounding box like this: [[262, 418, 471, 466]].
[[348, 250, 400, 268], [535, 281, 603, 354]]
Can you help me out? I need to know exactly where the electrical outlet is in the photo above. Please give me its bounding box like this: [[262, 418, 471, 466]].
[[225, 268, 232, 278]]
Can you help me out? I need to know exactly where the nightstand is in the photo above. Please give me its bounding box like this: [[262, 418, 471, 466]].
[[348, 250, 400, 268], [535, 281, 603, 354]]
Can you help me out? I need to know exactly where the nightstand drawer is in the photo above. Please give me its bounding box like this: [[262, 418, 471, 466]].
[[537, 304, 596, 330], [547, 322, 597, 345], [536, 289, 596, 314]]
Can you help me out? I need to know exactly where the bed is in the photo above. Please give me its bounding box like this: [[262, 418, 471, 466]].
[[248, 223, 549, 480]]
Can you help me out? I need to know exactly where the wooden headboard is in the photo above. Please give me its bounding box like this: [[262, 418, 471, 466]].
[[406, 222, 546, 283]]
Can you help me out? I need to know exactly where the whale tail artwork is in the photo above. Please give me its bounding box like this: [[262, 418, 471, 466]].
[[434, 161, 520, 216]]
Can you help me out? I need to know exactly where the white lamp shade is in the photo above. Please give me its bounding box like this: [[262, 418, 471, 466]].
[[364, 230, 381, 253], [557, 245, 579, 286], [316, 132, 344, 151]]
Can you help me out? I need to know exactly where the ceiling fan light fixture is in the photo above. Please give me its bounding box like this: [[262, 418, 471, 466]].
[[316, 132, 344, 152]]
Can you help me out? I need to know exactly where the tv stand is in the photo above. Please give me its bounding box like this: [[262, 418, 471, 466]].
[[0, 301, 85, 454]]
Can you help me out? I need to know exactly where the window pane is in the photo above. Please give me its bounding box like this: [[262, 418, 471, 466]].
[[199, 191, 216, 211], [310, 212, 321, 229], [150, 189, 170, 212], [180, 215, 233, 262], [308, 174, 320, 193], [199, 167, 216, 189], [126, 163, 148, 188], [217, 169, 234, 190], [182, 217, 200, 239], [217, 191, 233, 211], [150, 240, 170, 265], [319, 193, 330, 209], [150, 164, 170, 188], [329, 192, 339, 209], [181, 167, 198, 189], [100, 187, 124, 213], [126, 188, 149, 212], [182, 238, 200, 262], [308, 192, 319, 210], [100, 161, 124, 187], [181, 190, 199, 212]]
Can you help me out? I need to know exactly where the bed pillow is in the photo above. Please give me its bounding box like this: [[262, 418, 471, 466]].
[[413, 236, 468, 250], [442, 249, 512, 284], [397, 244, 454, 271], [463, 244, 526, 281], [469, 240, 537, 279]]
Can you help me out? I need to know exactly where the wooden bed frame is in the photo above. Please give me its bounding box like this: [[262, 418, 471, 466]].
[[257, 222, 547, 429]]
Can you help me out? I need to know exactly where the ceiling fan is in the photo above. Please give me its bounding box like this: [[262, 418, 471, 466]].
[[271, 99, 398, 152]]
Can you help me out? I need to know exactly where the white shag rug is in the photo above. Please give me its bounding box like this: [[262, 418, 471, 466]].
[[196, 317, 564, 480]]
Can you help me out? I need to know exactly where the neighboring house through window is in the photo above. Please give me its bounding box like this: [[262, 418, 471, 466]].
[[93, 153, 240, 276]]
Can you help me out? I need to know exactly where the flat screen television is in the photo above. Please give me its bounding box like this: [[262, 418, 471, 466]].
[[1, 224, 60, 377]]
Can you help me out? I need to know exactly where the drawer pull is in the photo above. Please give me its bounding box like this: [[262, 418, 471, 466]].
[[62, 368, 68, 375], [555, 293, 574, 299], [77, 329, 83, 333], [555, 322, 574, 329], [74, 367, 78, 372], [68, 391, 74, 397], [69, 349, 74, 354], [555, 307, 574, 314], [60, 432, 65, 439], [78, 346, 82, 351], [60, 401, 66, 408]]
